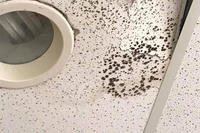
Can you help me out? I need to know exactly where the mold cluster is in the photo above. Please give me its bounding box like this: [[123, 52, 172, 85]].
[[101, 47, 169, 97], [35, 0, 180, 98], [65, 0, 180, 97]]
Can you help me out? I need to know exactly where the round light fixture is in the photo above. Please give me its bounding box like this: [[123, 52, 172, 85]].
[[0, 0, 74, 88]]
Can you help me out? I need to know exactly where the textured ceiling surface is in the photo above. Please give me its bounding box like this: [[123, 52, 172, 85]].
[[157, 16, 200, 133], [0, 0, 182, 132]]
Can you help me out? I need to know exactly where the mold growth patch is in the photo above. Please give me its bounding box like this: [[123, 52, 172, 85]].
[[101, 47, 169, 97], [50, 0, 180, 99], [93, 0, 180, 97]]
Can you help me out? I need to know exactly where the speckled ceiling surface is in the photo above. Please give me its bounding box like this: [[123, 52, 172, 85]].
[[157, 16, 200, 133], [0, 0, 182, 132]]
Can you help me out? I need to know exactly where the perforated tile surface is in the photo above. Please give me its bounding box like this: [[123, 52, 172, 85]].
[[0, 0, 182, 132], [157, 16, 200, 133]]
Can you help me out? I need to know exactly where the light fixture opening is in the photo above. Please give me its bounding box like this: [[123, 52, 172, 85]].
[[0, 0, 74, 88], [0, 11, 54, 64]]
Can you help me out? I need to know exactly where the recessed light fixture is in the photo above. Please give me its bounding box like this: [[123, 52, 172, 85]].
[[0, 0, 74, 88]]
